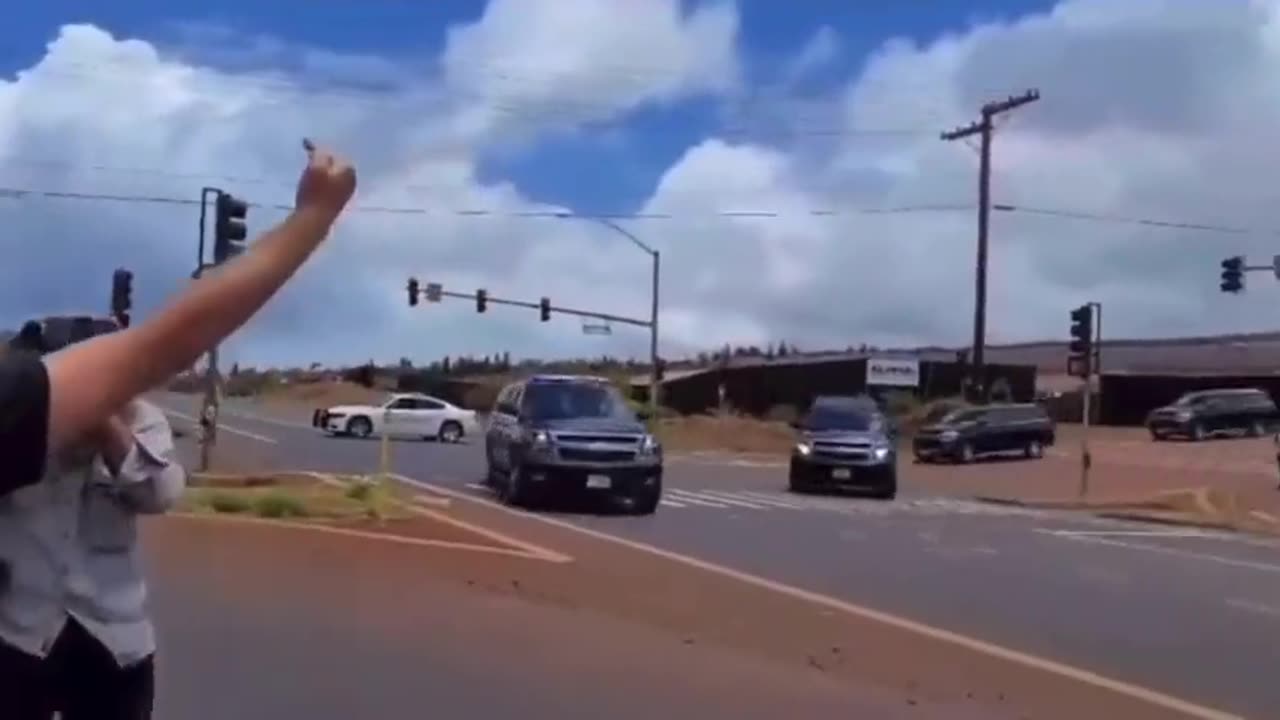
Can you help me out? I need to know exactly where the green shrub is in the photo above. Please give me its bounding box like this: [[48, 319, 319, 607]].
[[207, 492, 251, 514], [253, 492, 308, 519]]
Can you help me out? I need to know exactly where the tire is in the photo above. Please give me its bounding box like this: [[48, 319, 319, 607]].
[[1249, 420, 1266, 438], [1025, 439, 1044, 459], [347, 416, 373, 439], [958, 442, 976, 464], [499, 465, 532, 508], [1150, 429, 1165, 442], [1190, 423, 1206, 442], [438, 421, 464, 444], [872, 479, 897, 501], [787, 473, 810, 494], [630, 479, 662, 515]]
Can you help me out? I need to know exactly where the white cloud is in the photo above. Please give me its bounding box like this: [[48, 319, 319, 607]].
[[3, 0, 1280, 371]]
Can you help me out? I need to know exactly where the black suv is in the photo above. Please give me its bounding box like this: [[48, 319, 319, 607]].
[[913, 403, 1054, 463], [788, 396, 897, 499], [1146, 388, 1279, 441], [484, 375, 663, 513]]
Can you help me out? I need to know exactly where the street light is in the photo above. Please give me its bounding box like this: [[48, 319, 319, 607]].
[[556, 213, 661, 417]]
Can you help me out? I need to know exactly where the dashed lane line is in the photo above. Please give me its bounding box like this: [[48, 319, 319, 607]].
[[162, 409, 278, 445]]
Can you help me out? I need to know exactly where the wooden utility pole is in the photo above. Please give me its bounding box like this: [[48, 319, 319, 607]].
[[941, 89, 1040, 402]]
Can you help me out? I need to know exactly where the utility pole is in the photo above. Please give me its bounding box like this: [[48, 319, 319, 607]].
[[941, 89, 1040, 402]]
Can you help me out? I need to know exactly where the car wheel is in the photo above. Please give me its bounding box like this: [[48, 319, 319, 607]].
[[438, 421, 464, 444], [958, 443, 976, 463], [787, 473, 810, 494], [499, 465, 531, 508], [1190, 423, 1206, 442], [1025, 439, 1044, 459], [1250, 420, 1266, 437], [346, 416, 373, 439], [1150, 429, 1164, 442], [630, 479, 662, 515], [872, 479, 897, 501]]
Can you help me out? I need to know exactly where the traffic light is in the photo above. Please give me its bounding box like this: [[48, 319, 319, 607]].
[[476, 288, 487, 313], [407, 278, 419, 307], [1068, 304, 1093, 378], [213, 192, 249, 264], [110, 268, 133, 328], [1221, 256, 1244, 293], [539, 296, 551, 322]]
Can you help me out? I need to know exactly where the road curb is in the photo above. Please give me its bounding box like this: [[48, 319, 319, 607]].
[[974, 495, 1249, 534], [1093, 511, 1235, 532]]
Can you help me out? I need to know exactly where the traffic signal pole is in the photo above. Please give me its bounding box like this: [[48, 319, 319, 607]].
[[942, 90, 1040, 402]]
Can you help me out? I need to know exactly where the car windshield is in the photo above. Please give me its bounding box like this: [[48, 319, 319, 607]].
[[1172, 394, 1207, 407], [804, 406, 878, 431], [924, 404, 965, 423], [522, 382, 634, 421]]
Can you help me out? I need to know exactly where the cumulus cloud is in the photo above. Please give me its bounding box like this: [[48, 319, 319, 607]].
[[2, 0, 1279, 369]]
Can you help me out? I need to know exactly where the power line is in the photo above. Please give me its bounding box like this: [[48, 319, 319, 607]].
[[992, 204, 1279, 237], [0, 184, 974, 220]]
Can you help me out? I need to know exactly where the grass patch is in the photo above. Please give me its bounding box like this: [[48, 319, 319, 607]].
[[180, 473, 414, 523], [253, 492, 309, 519], [207, 492, 251, 514]]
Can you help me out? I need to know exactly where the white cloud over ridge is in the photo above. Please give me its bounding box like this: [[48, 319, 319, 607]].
[[2, 0, 1280, 368]]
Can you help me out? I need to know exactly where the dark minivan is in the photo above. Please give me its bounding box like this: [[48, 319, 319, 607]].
[[788, 395, 897, 499], [913, 403, 1054, 463], [484, 375, 663, 513], [1146, 388, 1280, 441]]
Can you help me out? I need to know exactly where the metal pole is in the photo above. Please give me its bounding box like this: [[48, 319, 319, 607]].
[[649, 249, 661, 417], [972, 113, 992, 401], [1092, 301, 1103, 426]]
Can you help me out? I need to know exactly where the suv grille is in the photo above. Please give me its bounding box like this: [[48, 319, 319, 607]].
[[559, 447, 638, 463], [554, 434, 637, 446], [812, 441, 873, 461]]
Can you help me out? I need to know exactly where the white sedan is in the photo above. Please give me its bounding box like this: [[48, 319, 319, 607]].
[[311, 393, 479, 443]]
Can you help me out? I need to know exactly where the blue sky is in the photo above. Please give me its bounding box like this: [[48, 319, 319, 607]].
[[4, 0, 1275, 367], [1, 0, 1058, 220]]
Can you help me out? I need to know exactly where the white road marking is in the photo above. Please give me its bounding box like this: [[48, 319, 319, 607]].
[[736, 490, 808, 509], [465, 483, 489, 492], [1058, 535, 1280, 576], [1225, 598, 1280, 619], [162, 409, 278, 445], [686, 489, 770, 510], [662, 490, 731, 509], [391, 473, 1243, 720], [217, 407, 315, 430], [1037, 529, 1215, 539], [659, 498, 689, 508]]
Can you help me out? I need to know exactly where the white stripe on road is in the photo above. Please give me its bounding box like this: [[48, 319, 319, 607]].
[[1057, 534, 1280, 576], [162, 409, 278, 445], [736, 490, 808, 509], [218, 408, 314, 430], [1037, 529, 1215, 539], [390, 473, 1243, 720], [678, 489, 768, 510], [662, 490, 731, 509], [1226, 597, 1280, 619], [659, 498, 689, 508]]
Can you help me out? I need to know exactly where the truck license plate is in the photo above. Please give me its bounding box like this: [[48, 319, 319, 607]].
[[831, 468, 852, 480], [586, 475, 612, 489]]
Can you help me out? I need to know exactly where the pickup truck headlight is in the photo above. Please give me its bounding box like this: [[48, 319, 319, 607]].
[[794, 441, 812, 456], [639, 434, 661, 456]]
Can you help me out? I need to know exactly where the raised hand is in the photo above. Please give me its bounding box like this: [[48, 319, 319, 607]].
[[295, 138, 357, 221]]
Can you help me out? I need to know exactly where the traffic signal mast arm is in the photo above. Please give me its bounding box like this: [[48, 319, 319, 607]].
[[409, 283, 651, 329]]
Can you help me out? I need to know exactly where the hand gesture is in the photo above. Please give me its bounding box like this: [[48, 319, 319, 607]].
[[295, 138, 357, 221]]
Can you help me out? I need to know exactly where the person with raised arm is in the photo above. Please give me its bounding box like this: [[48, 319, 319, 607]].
[[0, 139, 356, 719]]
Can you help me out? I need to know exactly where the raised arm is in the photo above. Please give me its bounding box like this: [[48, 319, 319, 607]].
[[43, 141, 356, 457]]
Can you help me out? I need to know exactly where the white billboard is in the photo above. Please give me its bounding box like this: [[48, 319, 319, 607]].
[[866, 357, 920, 388]]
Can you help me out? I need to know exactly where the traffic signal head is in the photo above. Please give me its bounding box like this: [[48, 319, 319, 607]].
[[1220, 255, 1244, 293], [213, 192, 249, 264], [111, 268, 133, 316], [407, 278, 419, 307], [539, 296, 551, 322], [476, 288, 487, 313], [1068, 304, 1093, 356]]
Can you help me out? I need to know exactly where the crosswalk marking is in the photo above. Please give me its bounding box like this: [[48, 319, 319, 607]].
[[674, 489, 768, 510], [663, 490, 732, 508], [655, 488, 1054, 519], [659, 498, 689, 508]]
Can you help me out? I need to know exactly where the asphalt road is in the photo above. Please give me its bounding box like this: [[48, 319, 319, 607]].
[[161, 394, 1280, 719]]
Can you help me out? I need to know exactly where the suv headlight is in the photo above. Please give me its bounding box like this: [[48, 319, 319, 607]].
[[639, 434, 661, 456], [872, 443, 892, 462], [939, 430, 958, 442], [530, 430, 551, 448], [1174, 410, 1192, 421], [794, 441, 812, 456]]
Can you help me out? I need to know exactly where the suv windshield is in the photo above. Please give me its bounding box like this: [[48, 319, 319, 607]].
[[522, 382, 634, 421], [942, 408, 986, 424], [1172, 393, 1208, 407], [804, 405, 879, 431]]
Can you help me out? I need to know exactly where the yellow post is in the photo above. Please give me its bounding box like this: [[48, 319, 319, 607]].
[[378, 407, 391, 484]]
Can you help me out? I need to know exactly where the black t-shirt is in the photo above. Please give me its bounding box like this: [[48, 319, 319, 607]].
[[0, 352, 50, 494]]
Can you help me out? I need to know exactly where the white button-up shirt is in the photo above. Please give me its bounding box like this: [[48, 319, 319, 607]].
[[0, 399, 185, 667]]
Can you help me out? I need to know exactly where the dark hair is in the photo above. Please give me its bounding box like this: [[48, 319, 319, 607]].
[[8, 321, 47, 355]]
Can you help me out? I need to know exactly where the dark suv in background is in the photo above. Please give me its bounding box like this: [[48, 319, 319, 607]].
[[913, 403, 1055, 463], [788, 395, 897, 499], [1146, 388, 1280, 441], [484, 375, 663, 513]]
